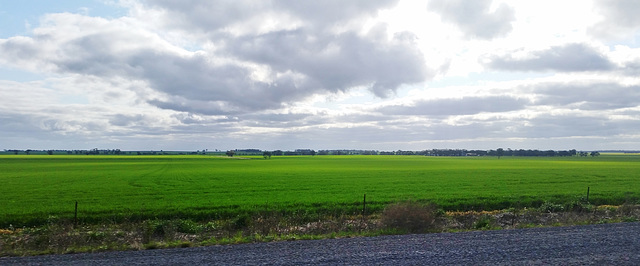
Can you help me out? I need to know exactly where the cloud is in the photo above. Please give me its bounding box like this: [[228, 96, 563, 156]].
[[517, 114, 636, 139], [428, 0, 515, 40], [377, 96, 530, 116], [531, 82, 640, 110], [2, 1, 640, 151], [590, 0, 640, 39], [483, 43, 615, 72], [137, 0, 399, 34], [0, 2, 431, 116], [228, 26, 429, 98]]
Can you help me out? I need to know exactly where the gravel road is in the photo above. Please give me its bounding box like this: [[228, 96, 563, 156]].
[[3, 222, 640, 265]]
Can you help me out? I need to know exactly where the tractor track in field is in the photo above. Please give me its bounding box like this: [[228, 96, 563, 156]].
[[3, 222, 640, 265]]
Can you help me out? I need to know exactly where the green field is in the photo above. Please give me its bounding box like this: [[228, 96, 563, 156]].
[[1, 154, 639, 227]]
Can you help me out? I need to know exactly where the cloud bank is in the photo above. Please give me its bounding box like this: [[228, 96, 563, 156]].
[[0, 0, 639, 151]]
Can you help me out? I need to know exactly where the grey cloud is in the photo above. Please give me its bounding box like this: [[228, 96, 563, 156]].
[[378, 96, 529, 116], [518, 114, 634, 139], [590, 0, 640, 39], [240, 113, 314, 127], [0, 37, 48, 70], [484, 43, 615, 72], [110, 114, 148, 127], [280, 0, 398, 26], [148, 98, 234, 116], [531, 82, 640, 110], [141, 0, 398, 32], [1, 2, 430, 116], [139, 0, 269, 32], [6, 30, 315, 114], [294, 118, 511, 147], [171, 113, 238, 125], [229, 27, 429, 97], [371, 111, 634, 142], [428, 0, 515, 39], [622, 60, 640, 75], [0, 114, 88, 149], [205, 109, 639, 150], [144, 0, 430, 98], [0, 114, 42, 136]]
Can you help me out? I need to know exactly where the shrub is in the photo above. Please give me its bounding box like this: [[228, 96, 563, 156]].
[[474, 215, 492, 230], [380, 201, 437, 233], [539, 201, 564, 213], [564, 199, 594, 213], [232, 214, 251, 230], [175, 219, 201, 234]]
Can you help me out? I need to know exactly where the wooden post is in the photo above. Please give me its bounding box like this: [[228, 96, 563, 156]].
[[74, 201, 78, 225], [586, 187, 590, 203], [362, 194, 366, 216]]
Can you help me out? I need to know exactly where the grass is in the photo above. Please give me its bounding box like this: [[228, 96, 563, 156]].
[[3, 203, 640, 256], [1, 154, 640, 228]]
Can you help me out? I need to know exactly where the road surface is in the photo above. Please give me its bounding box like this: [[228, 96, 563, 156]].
[[3, 222, 640, 265]]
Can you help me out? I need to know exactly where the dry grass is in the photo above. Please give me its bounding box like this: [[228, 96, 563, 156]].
[[380, 201, 438, 233], [2, 203, 640, 257]]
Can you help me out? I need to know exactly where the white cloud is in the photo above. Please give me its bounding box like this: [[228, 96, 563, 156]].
[[427, 0, 515, 40], [0, 0, 639, 151], [590, 0, 640, 40], [483, 43, 615, 72]]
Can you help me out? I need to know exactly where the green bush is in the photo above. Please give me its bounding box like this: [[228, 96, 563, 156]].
[[539, 201, 564, 213], [474, 216, 492, 230], [175, 219, 201, 234], [232, 214, 251, 230], [564, 199, 593, 212]]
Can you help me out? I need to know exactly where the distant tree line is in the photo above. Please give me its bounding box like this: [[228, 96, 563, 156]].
[[3, 148, 603, 158], [253, 148, 599, 158]]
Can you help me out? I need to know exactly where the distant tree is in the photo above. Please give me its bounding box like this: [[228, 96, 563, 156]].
[[590, 151, 600, 157], [496, 148, 504, 158], [263, 151, 272, 159], [25, 149, 31, 155], [47, 150, 53, 155], [310, 150, 316, 156], [226, 150, 235, 157], [545, 150, 556, 157]]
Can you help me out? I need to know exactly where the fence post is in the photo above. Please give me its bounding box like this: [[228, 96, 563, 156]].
[[362, 194, 366, 216], [586, 187, 590, 203]]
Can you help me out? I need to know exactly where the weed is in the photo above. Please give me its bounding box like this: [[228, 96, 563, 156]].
[[474, 216, 492, 230], [232, 214, 251, 230], [380, 201, 437, 233], [143, 242, 159, 249], [175, 219, 201, 234], [539, 201, 564, 213], [618, 203, 637, 216], [564, 199, 594, 213]]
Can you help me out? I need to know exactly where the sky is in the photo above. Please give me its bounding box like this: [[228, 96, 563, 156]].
[[1, 0, 640, 151]]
